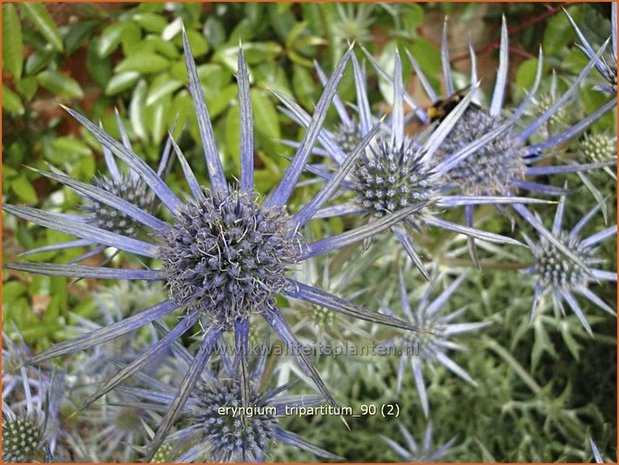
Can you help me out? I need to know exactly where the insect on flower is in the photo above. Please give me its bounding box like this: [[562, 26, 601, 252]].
[[276, 46, 551, 282]]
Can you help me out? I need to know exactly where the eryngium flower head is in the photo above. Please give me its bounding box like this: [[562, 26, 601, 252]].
[[580, 131, 617, 164], [122, 340, 338, 462], [521, 195, 617, 334], [381, 271, 489, 417], [382, 422, 456, 462], [566, 4, 617, 94], [160, 188, 304, 330], [2, 414, 47, 463], [4, 32, 416, 461], [434, 105, 527, 196], [2, 333, 56, 463], [276, 48, 541, 281], [406, 16, 615, 200]]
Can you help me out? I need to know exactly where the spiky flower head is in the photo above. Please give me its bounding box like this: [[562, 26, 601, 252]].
[[580, 131, 617, 164], [4, 34, 419, 461], [434, 105, 527, 196], [382, 271, 490, 417], [277, 47, 539, 281], [405, 16, 616, 201], [124, 339, 338, 462], [332, 122, 363, 154], [521, 195, 617, 334], [382, 422, 456, 462], [160, 188, 304, 330], [2, 413, 47, 463], [353, 137, 437, 221]]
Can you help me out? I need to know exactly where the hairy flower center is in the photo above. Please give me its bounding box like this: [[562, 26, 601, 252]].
[[436, 107, 527, 196], [353, 137, 435, 221], [536, 232, 592, 290], [160, 189, 304, 329], [192, 381, 276, 461], [87, 174, 154, 237]]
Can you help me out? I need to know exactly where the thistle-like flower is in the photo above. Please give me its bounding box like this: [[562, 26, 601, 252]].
[[382, 422, 456, 462], [381, 271, 489, 417], [276, 48, 549, 281], [521, 195, 617, 334], [565, 4, 617, 94], [4, 30, 419, 460], [398, 17, 615, 193], [2, 334, 56, 463], [119, 337, 338, 462], [18, 110, 174, 264], [384, 16, 616, 268]]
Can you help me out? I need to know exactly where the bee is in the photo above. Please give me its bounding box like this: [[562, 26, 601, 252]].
[[427, 87, 480, 123]]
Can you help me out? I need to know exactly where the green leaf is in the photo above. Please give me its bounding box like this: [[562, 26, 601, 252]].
[[203, 17, 225, 49], [144, 35, 179, 59], [133, 13, 167, 33], [130, 79, 149, 141], [251, 89, 280, 141], [543, 6, 578, 55], [87, 39, 112, 88], [515, 58, 541, 100], [19, 3, 63, 52], [10, 176, 38, 204], [98, 22, 131, 58], [3, 4, 23, 81], [292, 65, 318, 108], [224, 104, 241, 163], [25, 49, 55, 75], [146, 75, 183, 105], [51, 137, 93, 157], [149, 95, 172, 144], [105, 71, 140, 95], [36, 70, 83, 98], [2, 85, 25, 115], [64, 20, 99, 54], [401, 4, 424, 30], [115, 53, 169, 74]]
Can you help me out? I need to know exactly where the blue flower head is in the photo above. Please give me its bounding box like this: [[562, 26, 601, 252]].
[[389, 16, 616, 268], [119, 336, 338, 462], [521, 195, 617, 334], [276, 47, 547, 281], [382, 271, 490, 417], [4, 28, 419, 460], [2, 331, 62, 463]]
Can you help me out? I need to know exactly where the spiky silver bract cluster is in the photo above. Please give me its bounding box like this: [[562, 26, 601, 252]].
[[535, 232, 592, 291], [436, 107, 527, 196], [2, 415, 46, 463], [580, 132, 617, 163], [353, 137, 435, 221], [160, 188, 304, 330], [191, 379, 277, 462], [87, 174, 154, 236]]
